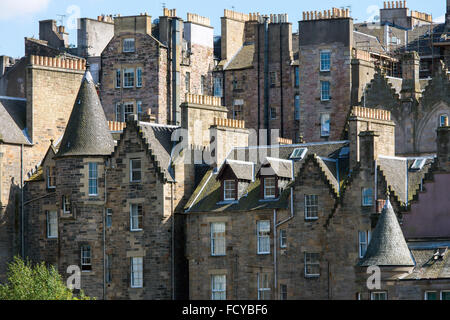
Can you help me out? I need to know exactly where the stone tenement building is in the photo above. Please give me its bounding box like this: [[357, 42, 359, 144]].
[[100, 9, 215, 126]]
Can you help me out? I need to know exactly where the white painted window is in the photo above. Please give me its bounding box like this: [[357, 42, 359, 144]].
[[439, 115, 448, 127], [211, 275, 226, 300], [124, 102, 134, 121], [123, 38, 135, 53], [106, 208, 112, 228], [232, 99, 244, 120], [137, 101, 143, 120], [131, 257, 143, 288], [257, 273, 271, 300], [115, 69, 121, 88], [304, 252, 320, 277], [425, 291, 438, 300], [88, 163, 98, 196], [320, 113, 330, 137], [223, 180, 236, 201], [130, 204, 143, 231], [279, 229, 287, 248], [123, 69, 135, 88], [185, 72, 191, 93], [257, 220, 270, 254], [62, 195, 71, 214], [321, 81, 330, 101], [294, 95, 300, 120], [320, 50, 331, 71], [358, 230, 372, 258], [362, 188, 373, 206], [46, 211, 58, 239], [136, 67, 143, 87], [290, 148, 307, 160], [81, 245, 92, 271], [411, 158, 426, 171], [130, 159, 142, 182], [264, 177, 276, 199], [371, 292, 387, 300], [46, 167, 56, 189], [304, 195, 318, 220], [211, 222, 226, 256], [214, 77, 223, 97]]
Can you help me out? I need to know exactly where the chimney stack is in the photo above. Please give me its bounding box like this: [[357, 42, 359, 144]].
[[437, 120, 450, 172]]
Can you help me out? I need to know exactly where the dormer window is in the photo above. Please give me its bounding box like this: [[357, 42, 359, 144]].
[[290, 148, 307, 160], [410, 158, 426, 171], [263, 177, 276, 199], [123, 38, 135, 53], [223, 180, 237, 201]]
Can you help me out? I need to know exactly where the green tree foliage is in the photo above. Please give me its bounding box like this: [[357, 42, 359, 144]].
[[0, 256, 92, 300]]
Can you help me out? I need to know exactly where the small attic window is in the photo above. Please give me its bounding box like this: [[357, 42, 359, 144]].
[[290, 148, 307, 160], [410, 159, 426, 171]]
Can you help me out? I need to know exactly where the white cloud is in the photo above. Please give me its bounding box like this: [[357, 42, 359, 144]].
[[434, 15, 445, 23], [0, 0, 51, 20]]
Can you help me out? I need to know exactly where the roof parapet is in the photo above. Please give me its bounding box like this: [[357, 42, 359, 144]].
[[30, 55, 86, 71], [351, 106, 391, 121], [302, 7, 350, 21], [213, 117, 246, 129], [185, 93, 222, 107], [410, 10, 432, 23], [108, 121, 126, 132], [187, 12, 211, 26], [224, 9, 249, 22]]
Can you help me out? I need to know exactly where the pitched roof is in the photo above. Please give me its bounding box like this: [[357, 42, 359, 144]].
[[358, 199, 415, 267], [217, 160, 254, 181], [223, 44, 255, 71], [56, 69, 114, 157], [0, 97, 31, 145], [259, 157, 292, 179], [137, 122, 180, 182], [402, 246, 450, 280]]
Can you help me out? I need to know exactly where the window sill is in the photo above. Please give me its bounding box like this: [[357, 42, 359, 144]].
[[257, 252, 271, 255], [217, 200, 239, 205], [305, 274, 320, 278], [211, 254, 226, 257], [130, 229, 143, 232], [47, 237, 58, 240], [305, 217, 319, 221], [259, 198, 279, 202]]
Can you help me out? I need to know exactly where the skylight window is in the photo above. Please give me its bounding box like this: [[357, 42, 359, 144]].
[[410, 159, 426, 171], [290, 148, 307, 160]]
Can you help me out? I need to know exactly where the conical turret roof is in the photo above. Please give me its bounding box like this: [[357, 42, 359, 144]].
[[358, 198, 414, 267], [56, 68, 114, 157]]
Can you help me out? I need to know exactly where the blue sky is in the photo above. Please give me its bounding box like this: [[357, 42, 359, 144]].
[[0, 0, 447, 58]]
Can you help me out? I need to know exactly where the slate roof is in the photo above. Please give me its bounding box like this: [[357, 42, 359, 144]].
[[259, 157, 292, 179], [353, 31, 386, 54], [223, 44, 255, 71], [358, 199, 415, 267], [377, 156, 434, 205], [218, 160, 254, 181], [137, 122, 179, 182], [0, 97, 31, 145], [185, 141, 349, 213], [56, 70, 115, 157], [403, 248, 450, 280]]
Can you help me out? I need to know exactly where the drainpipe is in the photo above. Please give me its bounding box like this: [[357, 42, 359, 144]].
[[257, 23, 261, 144], [20, 143, 24, 257], [171, 182, 175, 300], [171, 18, 181, 125], [374, 159, 378, 203], [263, 16, 270, 144], [103, 163, 108, 300], [279, 24, 284, 138]]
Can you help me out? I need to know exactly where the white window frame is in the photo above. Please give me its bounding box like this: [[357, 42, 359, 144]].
[[424, 291, 438, 300], [123, 68, 135, 88], [358, 230, 372, 258], [131, 257, 143, 288], [123, 102, 134, 121], [46, 211, 58, 239], [232, 99, 244, 120], [320, 50, 331, 72], [211, 222, 226, 256], [257, 273, 271, 300], [321, 81, 330, 101], [257, 220, 270, 255], [371, 291, 387, 300], [223, 180, 236, 201], [270, 107, 277, 120], [130, 204, 143, 231], [264, 177, 276, 199], [136, 67, 143, 88], [280, 284, 287, 300], [123, 38, 135, 53], [439, 115, 448, 127], [130, 158, 142, 182], [62, 195, 71, 215], [137, 101, 143, 120], [185, 72, 191, 93], [81, 245, 91, 272], [320, 113, 330, 137], [115, 69, 121, 88], [115, 103, 123, 122], [46, 166, 55, 189], [362, 188, 374, 206], [213, 77, 223, 97], [88, 162, 98, 196], [211, 275, 226, 300], [304, 252, 320, 277], [279, 229, 287, 248], [304, 194, 319, 220]]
